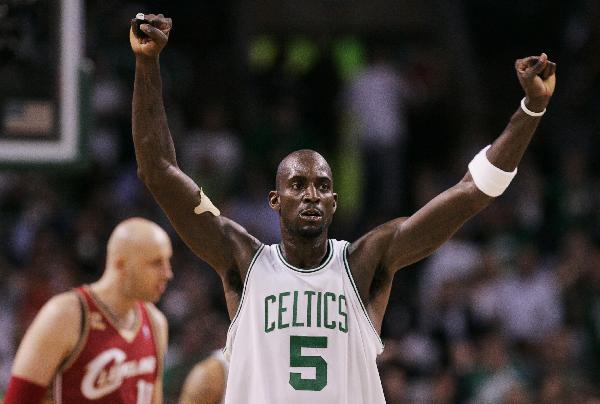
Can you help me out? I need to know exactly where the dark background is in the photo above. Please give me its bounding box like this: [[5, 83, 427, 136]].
[[0, 0, 598, 402]]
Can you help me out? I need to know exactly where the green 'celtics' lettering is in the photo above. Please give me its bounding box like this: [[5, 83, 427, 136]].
[[338, 294, 348, 333], [305, 291, 315, 327], [278, 292, 290, 329], [316, 292, 322, 328], [324, 292, 336, 329], [265, 295, 276, 332], [263, 290, 348, 334], [292, 291, 304, 327]]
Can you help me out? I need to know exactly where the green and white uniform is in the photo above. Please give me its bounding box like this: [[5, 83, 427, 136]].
[[224, 239, 385, 403]]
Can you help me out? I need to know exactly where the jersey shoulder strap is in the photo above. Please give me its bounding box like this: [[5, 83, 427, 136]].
[[56, 287, 89, 373]]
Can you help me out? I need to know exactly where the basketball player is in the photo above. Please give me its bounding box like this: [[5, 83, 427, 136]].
[[4, 217, 173, 404], [179, 349, 228, 404], [130, 14, 556, 403]]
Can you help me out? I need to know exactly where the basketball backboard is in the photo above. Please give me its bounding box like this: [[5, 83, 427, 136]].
[[0, 0, 85, 165]]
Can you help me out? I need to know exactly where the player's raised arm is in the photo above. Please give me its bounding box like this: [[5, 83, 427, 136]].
[[129, 14, 259, 275], [350, 53, 556, 289], [4, 293, 81, 404]]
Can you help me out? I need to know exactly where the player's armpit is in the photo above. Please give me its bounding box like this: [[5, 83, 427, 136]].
[[345, 217, 408, 307], [10, 292, 81, 386]]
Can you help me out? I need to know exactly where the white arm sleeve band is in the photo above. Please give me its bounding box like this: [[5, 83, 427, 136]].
[[468, 145, 517, 197]]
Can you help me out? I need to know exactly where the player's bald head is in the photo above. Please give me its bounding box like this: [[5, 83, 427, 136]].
[[276, 149, 332, 191], [106, 217, 171, 264]]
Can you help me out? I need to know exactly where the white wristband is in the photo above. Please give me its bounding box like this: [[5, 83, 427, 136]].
[[468, 145, 517, 197], [520, 97, 546, 117]]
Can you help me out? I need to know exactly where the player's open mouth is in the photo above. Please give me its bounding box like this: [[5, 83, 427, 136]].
[[299, 208, 322, 220]]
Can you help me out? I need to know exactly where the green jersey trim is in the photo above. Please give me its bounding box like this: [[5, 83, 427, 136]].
[[276, 239, 333, 273], [227, 244, 265, 336], [342, 242, 385, 351]]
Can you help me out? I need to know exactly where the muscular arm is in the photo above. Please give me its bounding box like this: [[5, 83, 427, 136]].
[[130, 16, 258, 277], [10, 293, 80, 388], [349, 54, 557, 314], [383, 97, 548, 270]]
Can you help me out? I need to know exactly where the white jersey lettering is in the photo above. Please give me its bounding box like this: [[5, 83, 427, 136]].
[[81, 348, 157, 399]]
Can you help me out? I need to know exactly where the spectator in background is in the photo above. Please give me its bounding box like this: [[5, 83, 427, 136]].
[[462, 331, 530, 404], [548, 150, 598, 236], [224, 170, 281, 244], [495, 243, 562, 343], [179, 102, 242, 203], [247, 96, 320, 178], [378, 359, 407, 403], [419, 232, 483, 338], [346, 43, 412, 222]]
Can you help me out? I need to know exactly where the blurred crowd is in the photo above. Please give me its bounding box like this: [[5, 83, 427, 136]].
[[1, 0, 599, 402]]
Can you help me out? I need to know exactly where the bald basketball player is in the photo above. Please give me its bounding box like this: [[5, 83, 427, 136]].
[[5, 217, 173, 404], [130, 13, 555, 404], [179, 349, 228, 404]]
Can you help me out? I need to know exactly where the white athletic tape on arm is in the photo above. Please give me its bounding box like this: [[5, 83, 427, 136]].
[[468, 145, 517, 197], [520, 97, 546, 117], [194, 188, 221, 216]]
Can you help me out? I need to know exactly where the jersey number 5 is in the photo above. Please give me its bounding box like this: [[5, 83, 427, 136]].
[[289, 335, 327, 391]]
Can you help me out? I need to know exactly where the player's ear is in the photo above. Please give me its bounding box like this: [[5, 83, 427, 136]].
[[114, 257, 126, 272], [332, 193, 338, 213], [268, 190, 280, 211]]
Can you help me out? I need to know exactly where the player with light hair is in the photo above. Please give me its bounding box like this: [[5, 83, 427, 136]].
[[5, 217, 173, 404], [130, 13, 556, 404]]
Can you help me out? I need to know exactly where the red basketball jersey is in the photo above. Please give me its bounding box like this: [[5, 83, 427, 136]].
[[52, 286, 161, 404]]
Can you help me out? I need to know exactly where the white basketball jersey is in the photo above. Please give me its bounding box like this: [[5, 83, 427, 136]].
[[224, 240, 385, 404]]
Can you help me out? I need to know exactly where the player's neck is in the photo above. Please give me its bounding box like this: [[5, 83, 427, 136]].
[[89, 280, 136, 320], [279, 234, 329, 269]]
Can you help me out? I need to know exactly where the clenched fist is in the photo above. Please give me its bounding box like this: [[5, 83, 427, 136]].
[[129, 13, 172, 61], [515, 53, 556, 112]]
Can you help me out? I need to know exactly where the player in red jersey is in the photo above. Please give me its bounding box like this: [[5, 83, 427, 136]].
[[5, 217, 173, 404]]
